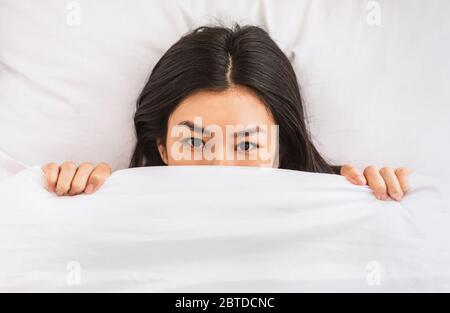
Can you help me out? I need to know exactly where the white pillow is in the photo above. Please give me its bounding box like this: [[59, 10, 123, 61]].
[[0, 0, 449, 179]]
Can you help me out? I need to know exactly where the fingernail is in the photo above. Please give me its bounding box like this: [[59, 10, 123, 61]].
[[392, 193, 403, 201], [85, 184, 94, 194]]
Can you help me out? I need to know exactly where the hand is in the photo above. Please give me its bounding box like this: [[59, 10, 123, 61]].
[[42, 162, 112, 196], [340, 164, 411, 201]]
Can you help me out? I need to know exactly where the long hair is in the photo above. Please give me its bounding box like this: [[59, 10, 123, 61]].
[[131, 24, 339, 174]]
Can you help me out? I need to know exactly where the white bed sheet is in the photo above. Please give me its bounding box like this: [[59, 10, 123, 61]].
[[0, 150, 27, 181], [0, 165, 449, 292]]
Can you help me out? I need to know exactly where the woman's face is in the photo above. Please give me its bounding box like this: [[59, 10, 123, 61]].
[[158, 85, 279, 167]]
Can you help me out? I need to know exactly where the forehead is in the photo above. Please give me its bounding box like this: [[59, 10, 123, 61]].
[[168, 85, 275, 127]]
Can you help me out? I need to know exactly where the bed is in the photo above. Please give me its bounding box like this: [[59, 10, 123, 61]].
[[0, 162, 449, 292], [1, 0, 449, 292]]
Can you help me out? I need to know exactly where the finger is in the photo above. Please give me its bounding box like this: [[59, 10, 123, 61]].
[[363, 166, 388, 200], [380, 167, 403, 201], [55, 161, 77, 196], [395, 167, 412, 194], [42, 163, 60, 192], [68, 162, 95, 196], [340, 164, 366, 185], [86, 163, 112, 194]]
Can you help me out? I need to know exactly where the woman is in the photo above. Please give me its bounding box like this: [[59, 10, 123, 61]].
[[42, 24, 410, 201]]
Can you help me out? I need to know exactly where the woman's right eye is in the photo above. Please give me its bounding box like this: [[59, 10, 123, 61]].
[[183, 137, 204, 149]]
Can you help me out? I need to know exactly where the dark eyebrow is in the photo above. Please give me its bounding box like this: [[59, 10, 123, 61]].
[[176, 120, 212, 136], [233, 126, 266, 138]]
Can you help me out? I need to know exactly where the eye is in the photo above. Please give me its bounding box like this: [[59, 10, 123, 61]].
[[236, 141, 258, 152], [183, 137, 204, 149]]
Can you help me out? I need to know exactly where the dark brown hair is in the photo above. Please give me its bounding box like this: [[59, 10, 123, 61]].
[[131, 24, 340, 174]]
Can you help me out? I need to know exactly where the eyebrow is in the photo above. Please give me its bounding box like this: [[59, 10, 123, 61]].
[[176, 121, 266, 137], [233, 126, 266, 138], [176, 121, 212, 136]]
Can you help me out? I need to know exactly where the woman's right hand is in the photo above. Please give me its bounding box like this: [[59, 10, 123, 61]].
[[42, 162, 112, 196]]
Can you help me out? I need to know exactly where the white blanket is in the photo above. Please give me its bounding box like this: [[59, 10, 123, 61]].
[[0, 165, 449, 292]]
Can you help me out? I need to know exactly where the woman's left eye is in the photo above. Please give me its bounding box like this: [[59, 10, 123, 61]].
[[236, 141, 258, 152]]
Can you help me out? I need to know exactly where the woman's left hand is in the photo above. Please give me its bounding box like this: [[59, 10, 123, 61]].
[[340, 165, 411, 201]]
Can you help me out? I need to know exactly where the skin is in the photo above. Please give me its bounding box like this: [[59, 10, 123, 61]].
[[158, 85, 278, 167], [42, 85, 411, 201]]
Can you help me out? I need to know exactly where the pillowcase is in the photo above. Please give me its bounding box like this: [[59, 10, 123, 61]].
[[0, 0, 449, 179]]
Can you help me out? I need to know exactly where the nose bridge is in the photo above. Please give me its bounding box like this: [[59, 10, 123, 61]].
[[203, 126, 238, 166], [209, 142, 235, 166], [210, 145, 227, 166]]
